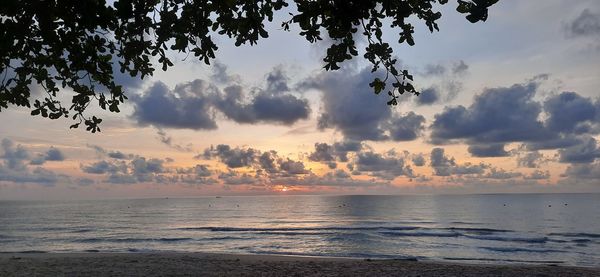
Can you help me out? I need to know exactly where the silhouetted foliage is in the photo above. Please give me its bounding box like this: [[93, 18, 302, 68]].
[[0, 0, 497, 132]]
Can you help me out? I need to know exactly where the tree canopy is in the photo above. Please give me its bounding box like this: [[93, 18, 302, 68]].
[[0, 0, 497, 132]]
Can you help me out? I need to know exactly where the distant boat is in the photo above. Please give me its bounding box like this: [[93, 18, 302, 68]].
[[216, 196, 222, 198]]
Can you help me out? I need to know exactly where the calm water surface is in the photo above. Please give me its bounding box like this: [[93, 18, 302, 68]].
[[0, 194, 599, 266]]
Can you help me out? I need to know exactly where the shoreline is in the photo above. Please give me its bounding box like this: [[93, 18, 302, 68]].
[[1, 252, 599, 276]]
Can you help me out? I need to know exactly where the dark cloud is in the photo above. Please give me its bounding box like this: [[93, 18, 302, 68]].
[[203, 144, 310, 177], [430, 148, 487, 176], [526, 135, 582, 151], [308, 143, 335, 162], [386, 112, 426, 141], [132, 80, 218, 130], [303, 66, 392, 141], [431, 81, 548, 145], [265, 66, 290, 94], [352, 151, 414, 180], [566, 9, 600, 38], [216, 86, 310, 125], [564, 162, 600, 179], [132, 66, 310, 130], [411, 154, 426, 167], [558, 136, 600, 163], [544, 92, 598, 135], [468, 144, 509, 157], [30, 147, 65, 165], [415, 87, 440, 106], [278, 158, 309, 175], [204, 144, 258, 168], [82, 160, 128, 175], [108, 151, 131, 160], [131, 157, 165, 174], [515, 150, 546, 168], [258, 151, 279, 174], [429, 79, 600, 164], [45, 148, 65, 161], [301, 66, 426, 142], [332, 141, 362, 162]]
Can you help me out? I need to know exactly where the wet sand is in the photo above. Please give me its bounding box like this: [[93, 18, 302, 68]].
[[1, 252, 598, 276]]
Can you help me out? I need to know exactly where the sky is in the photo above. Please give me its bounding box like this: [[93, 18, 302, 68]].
[[1, 0, 600, 200]]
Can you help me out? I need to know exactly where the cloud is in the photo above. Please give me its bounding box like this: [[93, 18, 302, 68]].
[[203, 144, 310, 177], [132, 66, 310, 130], [415, 87, 440, 106], [428, 79, 600, 163], [524, 170, 550, 180], [278, 158, 309, 175], [565, 9, 600, 38], [0, 166, 61, 186], [108, 151, 131, 160], [430, 148, 487, 176], [307, 141, 364, 168], [431, 81, 548, 145], [352, 151, 414, 180], [411, 153, 426, 167], [564, 161, 600, 179], [422, 63, 446, 76], [543, 92, 599, 135], [30, 147, 66, 165], [265, 66, 290, 94], [1, 138, 30, 171], [210, 61, 241, 84], [156, 129, 194, 152], [204, 144, 258, 168], [386, 112, 426, 141], [215, 85, 310, 125], [301, 66, 426, 142], [414, 60, 468, 106], [468, 143, 509, 157], [483, 168, 522, 179], [131, 80, 219, 130], [515, 150, 547, 168], [308, 143, 335, 162], [218, 171, 261, 186], [558, 136, 600, 163], [82, 160, 128, 174], [452, 60, 469, 74], [0, 139, 65, 185], [258, 151, 279, 174]]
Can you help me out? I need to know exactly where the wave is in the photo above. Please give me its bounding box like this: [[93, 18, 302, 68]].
[[74, 237, 193, 243], [548, 232, 600, 238], [176, 226, 422, 232], [443, 257, 565, 264], [479, 246, 566, 253], [443, 227, 512, 233], [379, 231, 460, 238], [464, 235, 548, 243]]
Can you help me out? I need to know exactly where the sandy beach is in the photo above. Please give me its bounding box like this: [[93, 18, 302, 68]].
[[1, 252, 598, 277]]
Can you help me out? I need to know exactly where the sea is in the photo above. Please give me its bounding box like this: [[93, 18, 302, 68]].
[[0, 194, 599, 267]]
